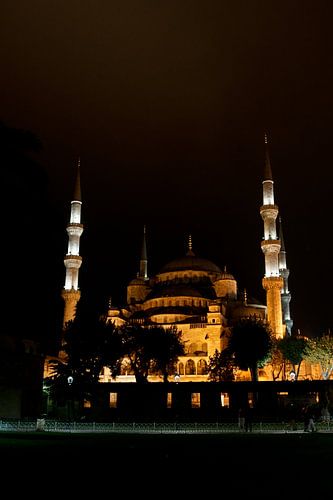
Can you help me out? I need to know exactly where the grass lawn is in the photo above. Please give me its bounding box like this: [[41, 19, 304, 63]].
[[1, 431, 331, 495]]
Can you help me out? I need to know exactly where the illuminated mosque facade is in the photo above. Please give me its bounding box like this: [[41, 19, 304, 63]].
[[58, 138, 303, 383]]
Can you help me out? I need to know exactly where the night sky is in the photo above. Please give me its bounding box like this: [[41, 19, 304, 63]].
[[2, 1, 333, 343]]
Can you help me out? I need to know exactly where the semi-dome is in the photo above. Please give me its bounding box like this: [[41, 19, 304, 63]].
[[147, 285, 205, 300], [160, 253, 222, 274]]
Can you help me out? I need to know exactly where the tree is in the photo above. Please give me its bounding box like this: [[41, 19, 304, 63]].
[[228, 317, 273, 382], [208, 348, 235, 382], [304, 334, 333, 380], [148, 325, 185, 382], [120, 323, 184, 383], [48, 292, 125, 406], [279, 335, 308, 380], [268, 339, 286, 381]]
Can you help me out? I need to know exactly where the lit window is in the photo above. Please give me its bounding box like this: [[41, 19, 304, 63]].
[[109, 393, 117, 408], [167, 393, 172, 408], [220, 393, 229, 407], [197, 359, 208, 375], [191, 393, 200, 408]]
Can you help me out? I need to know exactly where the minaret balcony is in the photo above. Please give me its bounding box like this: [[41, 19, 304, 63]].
[[64, 255, 82, 268], [66, 223, 84, 236], [261, 240, 281, 253], [260, 205, 278, 218]]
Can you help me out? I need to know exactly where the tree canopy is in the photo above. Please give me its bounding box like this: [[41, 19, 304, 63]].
[[278, 335, 308, 380], [208, 348, 235, 382], [304, 334, 333, 380], [119, 323, 184, 383], [228, 317, 273, 381]]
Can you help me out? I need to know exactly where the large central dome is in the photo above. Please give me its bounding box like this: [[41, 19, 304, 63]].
[[160, 252, 222, 274]]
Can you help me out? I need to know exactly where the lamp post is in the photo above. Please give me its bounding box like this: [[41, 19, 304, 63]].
[[67, 375, 74, 421]]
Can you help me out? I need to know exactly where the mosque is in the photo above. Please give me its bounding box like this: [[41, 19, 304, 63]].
[[52, 137, 303, 383]]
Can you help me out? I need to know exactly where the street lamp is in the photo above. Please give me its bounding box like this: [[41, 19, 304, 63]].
[[67, 375, 74, 421]]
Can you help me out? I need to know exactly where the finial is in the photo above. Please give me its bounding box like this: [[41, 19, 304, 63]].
[[78, 156, 81, 168], [143, 224, 146, 234], [186, 233, 195, 256], [224, 265, 227, 273], [264, 133, 268, 144], [188, 234, 192, 251], [108, 296, 112, 308], [244, 288, 247, 305]]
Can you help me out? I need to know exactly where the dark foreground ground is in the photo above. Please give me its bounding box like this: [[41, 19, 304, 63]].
[[1, 431, 331, 496]]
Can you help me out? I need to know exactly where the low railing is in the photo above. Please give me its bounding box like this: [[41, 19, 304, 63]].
[[0, 419, 332, 434]]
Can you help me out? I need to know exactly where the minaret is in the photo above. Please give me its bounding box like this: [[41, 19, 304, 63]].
[[139, 225, 148, 280], [61, 159, 83, 329], [260, 135, 285, 338], [278, 216, 293, 335]]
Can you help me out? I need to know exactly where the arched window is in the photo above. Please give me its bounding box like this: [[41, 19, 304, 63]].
[[189, 343, 198, 354], [197, 359, 208, 375], [185, 359, 196, 375], [201, 343, 208, 354], [178, 362, 184, 375]]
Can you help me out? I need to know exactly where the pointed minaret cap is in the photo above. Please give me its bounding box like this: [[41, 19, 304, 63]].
[[264, 134, 273, 181], [73, 157, 82, 202], [278, 216, 286, 251], [186, 234, 195, 256], [141, 225, 147, 261]]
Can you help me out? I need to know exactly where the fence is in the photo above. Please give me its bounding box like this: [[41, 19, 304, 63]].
[[0, 418, 332, 434]]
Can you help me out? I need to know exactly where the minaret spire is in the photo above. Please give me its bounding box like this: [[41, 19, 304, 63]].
[[61, 159, 84, 337], [278, 216, 293, 335], [264, 133, 273, 181], [139, 225, 148, 280], [73, 157, 81, 202], [260, 135, 285, 338]]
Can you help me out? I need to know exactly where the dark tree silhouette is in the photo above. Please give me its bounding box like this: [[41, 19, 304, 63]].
[[228, 317, 273, 382], [208, 348, 235, 382], [120, 323, 185, 383], [148, 325, 185, 382], [279, 334, 308, 380], [48, 291, 125, 407]]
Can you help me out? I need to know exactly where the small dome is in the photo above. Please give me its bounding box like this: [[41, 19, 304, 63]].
[[220, 271, 236, 280], [160, 254, 221, 274], [128, 277, 146, 286]]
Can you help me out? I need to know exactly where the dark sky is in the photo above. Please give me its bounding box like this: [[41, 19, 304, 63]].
[[1, 0, 333, 339]]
